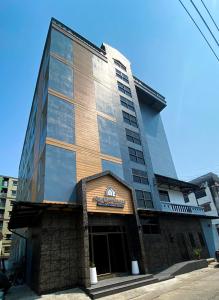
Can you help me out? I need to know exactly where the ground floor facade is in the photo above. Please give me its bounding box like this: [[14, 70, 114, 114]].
[[8, 171, 211, 295]]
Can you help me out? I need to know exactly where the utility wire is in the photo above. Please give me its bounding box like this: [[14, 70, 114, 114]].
[[200, 0, 219, 32], [178, 0, 219, 62], [190, 0, 219, 47]]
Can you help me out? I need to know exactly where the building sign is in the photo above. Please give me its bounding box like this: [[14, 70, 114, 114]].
[[94, 187, 125, 208]]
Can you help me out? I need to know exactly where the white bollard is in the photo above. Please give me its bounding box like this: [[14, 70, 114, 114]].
[[90, 267, 98, 284], [131, 260, 140, 275]]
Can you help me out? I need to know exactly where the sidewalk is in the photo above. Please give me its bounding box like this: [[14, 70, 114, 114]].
[[6, 264, 219, 300]]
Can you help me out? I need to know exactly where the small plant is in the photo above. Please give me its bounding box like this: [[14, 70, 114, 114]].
[[90, 261, 95, 268], [193, 248, 202, 260]]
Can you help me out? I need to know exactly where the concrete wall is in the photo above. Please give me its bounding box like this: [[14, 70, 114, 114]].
[[139, 102, 177, 179], [142, 215, 209, 273]]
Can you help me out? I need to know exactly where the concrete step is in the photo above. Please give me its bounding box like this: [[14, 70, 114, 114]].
[[87, 274, 153, 293], [87, 277, 158, 299]]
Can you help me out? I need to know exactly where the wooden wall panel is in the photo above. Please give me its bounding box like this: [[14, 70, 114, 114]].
[[86, 175, 134, 214], [74, 41, 103, 181]]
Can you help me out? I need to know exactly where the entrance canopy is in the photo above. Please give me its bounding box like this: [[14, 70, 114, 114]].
[[9, 201, 81, 229], [79, 170, 136, 215]]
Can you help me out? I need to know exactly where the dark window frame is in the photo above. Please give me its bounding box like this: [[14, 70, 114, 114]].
[[118, 81, 132, 97], [201, 202, 211, 212], [122, 111, 138, 128], [136, 189, 153, 209], [142, 217, 160, 234], [159, 190, 170, 202], [132, 168, 148, 185], [128, 147, 145, 164], [113, 59, 127, 71], [120, 96, 135, 112], [194, 189, 207, 199], [125, 128, 141, 145], [116, 69, 129, 83]]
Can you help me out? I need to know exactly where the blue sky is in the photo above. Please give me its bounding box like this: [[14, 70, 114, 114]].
[[0, 0, 219, 180]]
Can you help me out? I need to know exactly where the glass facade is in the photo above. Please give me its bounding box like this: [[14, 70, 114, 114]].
[[49, 56, 73, 98]]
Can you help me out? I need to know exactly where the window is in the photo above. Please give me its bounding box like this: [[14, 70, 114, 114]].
[[126, 129, 141, 145], [2, 181, 8, 187], [11, 190, 16, 196], [132, 169, 148, 185], [113, 59, 126, 71], [201, 202, 211, 212], [183, 193, 189, 203], [198, 232, 205, 247], [6, 234, 11, 240], [116, 69, 129, 83], [4, 246, 11, 253], [159, 190, 170, 202], [122, 111, 138, 127], [120, 96, 135, 111], [118, 81, 132, 97], [188, 233, 196, 248], [128, 147, 145, 164], [194, 189, 207, 199], [142, 217, 160, 234], [0, 199, 5, 207], [12, 180, 18, 186], [136, 190, 153, 209]]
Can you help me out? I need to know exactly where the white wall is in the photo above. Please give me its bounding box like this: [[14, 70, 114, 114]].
[[159, 187, 198, 206], [188, 186, 218, 217]]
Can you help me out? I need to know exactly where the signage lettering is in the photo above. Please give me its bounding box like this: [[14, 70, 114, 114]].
[[94, 197, 125, 208]]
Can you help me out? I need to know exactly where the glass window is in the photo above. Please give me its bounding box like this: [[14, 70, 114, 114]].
[[122, 111, 138, 127], [116, 69, 129, 83], [113, 59, 126, 71], [194, 189, 207, 199], [136, 190, 153, 209], [183, 193, 189, 203], [132, 168, 148, 185], [159, 190, 170, 202], [49, 56, 73, 98], [12, 180, 18, 186], [201, 202, 211, 212], [120, 96, 135, 111], [50, 29, 73, 62], [128, 147, 145, 164], [126, 128, 141, 145], [11, 190, 16, 196], [118, 81, 132, 97], [142, 217, 160, 234]]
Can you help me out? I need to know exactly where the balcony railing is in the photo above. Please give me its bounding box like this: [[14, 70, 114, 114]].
[[161, 202, 205, 215]]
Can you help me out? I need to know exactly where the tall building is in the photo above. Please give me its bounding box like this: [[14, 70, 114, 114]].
[[0, 175, 17, 265], [9, 18, 214, 294]]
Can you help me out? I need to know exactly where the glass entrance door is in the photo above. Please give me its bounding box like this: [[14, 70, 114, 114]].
[[92, 234, 110, 275], [89, 226, 128, 275]]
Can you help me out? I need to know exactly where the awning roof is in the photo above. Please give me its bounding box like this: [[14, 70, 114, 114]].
[[155, 174, 199, 192], [9, 201, 81, 230]]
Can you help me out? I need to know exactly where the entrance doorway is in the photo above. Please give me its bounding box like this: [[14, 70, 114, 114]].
[[89, 226, 128, 275]]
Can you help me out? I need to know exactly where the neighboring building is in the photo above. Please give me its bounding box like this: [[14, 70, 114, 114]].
[[0, 175, 17, 266], [189, 173, 219, 257], [9, 18, 214, 294]]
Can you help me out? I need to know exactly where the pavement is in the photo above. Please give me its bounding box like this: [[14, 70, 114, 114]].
[[6, 263, 219, 300]]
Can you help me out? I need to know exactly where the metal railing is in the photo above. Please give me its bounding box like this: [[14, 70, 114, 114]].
[[161, 201, 205, 215]]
